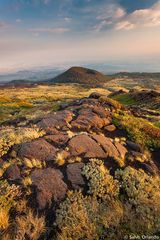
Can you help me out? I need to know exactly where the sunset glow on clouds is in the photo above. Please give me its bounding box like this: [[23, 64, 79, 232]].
[[0, 0, 160, 72]]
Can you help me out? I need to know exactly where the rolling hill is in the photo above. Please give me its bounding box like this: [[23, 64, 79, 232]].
[[50, 66, 111, 85]]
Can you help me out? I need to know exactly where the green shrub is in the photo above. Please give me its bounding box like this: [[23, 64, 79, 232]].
[[112, 93, 137, 106]]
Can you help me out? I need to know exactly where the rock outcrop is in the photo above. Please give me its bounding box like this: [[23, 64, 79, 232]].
[[1, 92, 158, 212]]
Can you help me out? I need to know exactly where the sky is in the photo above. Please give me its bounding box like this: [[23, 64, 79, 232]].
[[0, 0, 160, 73]]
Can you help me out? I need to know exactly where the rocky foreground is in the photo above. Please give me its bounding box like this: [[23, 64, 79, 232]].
[[0, 92, 160, 240]]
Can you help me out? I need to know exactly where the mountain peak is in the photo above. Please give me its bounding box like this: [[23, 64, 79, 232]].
[[51, 66, 111, 85]]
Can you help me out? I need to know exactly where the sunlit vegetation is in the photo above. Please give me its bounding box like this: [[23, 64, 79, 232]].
[[111, 93, 137, 106], [0, 126, 45, 157], [0, 83, 160, 239], [0, 180, 21, 231], [99, 96, 122, 110], [55, 161, 160, 240], [113, 111, 160, 149], [0, 84, 109, 123], [0, 157, 159, 239]]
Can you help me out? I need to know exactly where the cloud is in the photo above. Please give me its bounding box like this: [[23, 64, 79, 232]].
[[115, 0, 160, 30], [115, 21, 135, 30], [29, 27, 70, 33], [93, 3, 126, 32], [96, 4, 126, 21]]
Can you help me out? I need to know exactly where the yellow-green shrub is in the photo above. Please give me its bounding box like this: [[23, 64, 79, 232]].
[[99, 96, 122, 110], [113, 112, 160, 148], [55, 191, 123, 240], [82, 159, 119, 200], [0, 180, 21, 230], [115, 167, 160, 234], [0, 126, 45, 157]]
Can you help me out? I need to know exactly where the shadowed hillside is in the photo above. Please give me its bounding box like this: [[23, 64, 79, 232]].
[[51, 66, 111, 85]]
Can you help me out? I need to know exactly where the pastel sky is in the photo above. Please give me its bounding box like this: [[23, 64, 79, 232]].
[[0, 0, 160, 73]]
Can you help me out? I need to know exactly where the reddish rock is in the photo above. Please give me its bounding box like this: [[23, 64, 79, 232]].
[[104, 124, 116, 132], [114, 142, 128, 159], [92, 105, 110, 118], [92, 135, 119, 159], [103, 118, 112, 126], [38, 110, 73, 132], [71, 111, 107, 131], [79, 98, 99, 105], [45, 133, 69, 147], [31, 168, 67, 209], [68, 134, 106, 158], [66, 162, 85, 189], [18, 138, 57, 161], [5, 164, 21, 181]]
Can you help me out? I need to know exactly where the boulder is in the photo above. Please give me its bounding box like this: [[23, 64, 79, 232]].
[[126, 140, 142, 152], [18, 138, 57, 161], [104, 124, 116, 132], [79, 98, 99, 105], [92, 135, 120, 159], [38, 110, 73, 132], [68, 134, 106, 158], [45, 133, 69, 147], [66, 163, 85, 189], [71, 111, 108, 131], [114, 142, 128, 159], [31, 168, 67, 209], [4, 164, 21, 181], [92, 105, 111, 118]]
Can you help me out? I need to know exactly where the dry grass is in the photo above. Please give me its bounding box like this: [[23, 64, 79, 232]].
[[15, 209, 46, 240], [0, 84, 109, 123]]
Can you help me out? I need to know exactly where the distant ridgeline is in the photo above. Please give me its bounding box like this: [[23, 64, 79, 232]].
[[111, 72, 160, 79]]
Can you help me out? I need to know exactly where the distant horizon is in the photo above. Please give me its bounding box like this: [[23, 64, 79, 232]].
[[1, 60, 160, 74], [0, 61, 160, 83]]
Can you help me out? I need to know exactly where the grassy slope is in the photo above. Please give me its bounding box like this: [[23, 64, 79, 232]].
[[0, 84, 110, 124]]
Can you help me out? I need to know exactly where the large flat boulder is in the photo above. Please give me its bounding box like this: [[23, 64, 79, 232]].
[[71, 110, 109, 131], [38, 110, 73, 132], [45, 133, 69, 147], [68, 134, 106, 158], [92, 135, 120, 159], [92, 135, 127, 159], [18, 138, 57, 161], [31, 168, 67, 209]]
